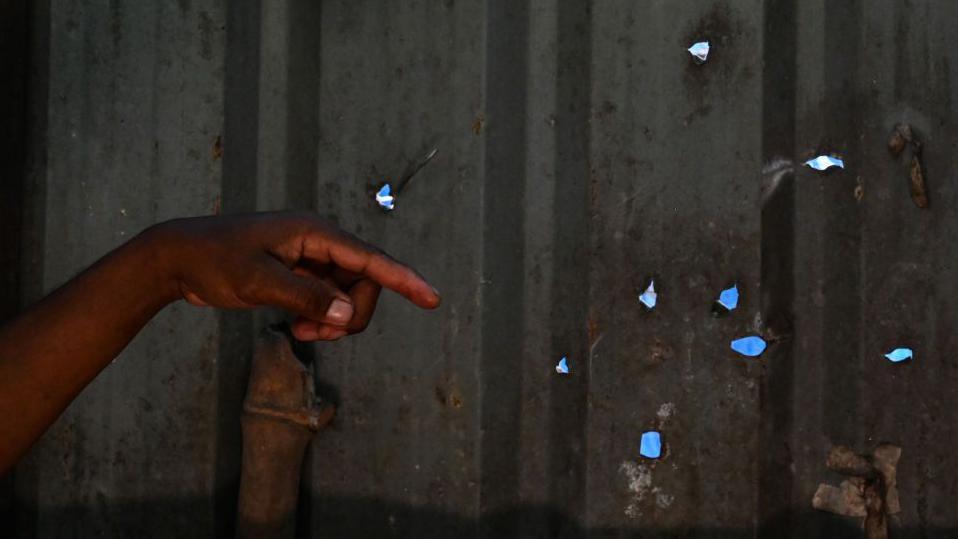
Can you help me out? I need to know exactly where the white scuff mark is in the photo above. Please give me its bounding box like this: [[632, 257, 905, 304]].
[[653, 488, 674, 509], [656, 402, 675, 421], [618, 188, 643, 207], [761, 158, 794, 206], [588, 334, 605, 362], [751, 311, 764, 333], [619, 461, 653, 519], [761, 157, 794, 177], [683, 347, 695, 384], [620, 461, 652, 495]]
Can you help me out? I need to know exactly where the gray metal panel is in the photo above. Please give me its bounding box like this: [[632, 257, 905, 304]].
[[14, 1, 227, 537], [300, 2, 487, 536], [776, 1, 958, 536], [10, 0, 958, 537]]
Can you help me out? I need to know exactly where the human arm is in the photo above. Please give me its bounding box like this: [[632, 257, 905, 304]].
[[0, 212, 440, 475]]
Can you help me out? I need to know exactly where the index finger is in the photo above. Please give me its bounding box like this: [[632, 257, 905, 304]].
[[301, 226, 440, 309]]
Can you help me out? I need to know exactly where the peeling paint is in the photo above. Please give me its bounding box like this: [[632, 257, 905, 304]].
[[620, 461, 653, 518], [654, 488, 674, 509], [656, 402, 676, 421]]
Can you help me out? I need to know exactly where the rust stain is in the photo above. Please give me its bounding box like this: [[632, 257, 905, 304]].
[[909, 154, 929, 208], [212, 134, 223, 160], [587, 315, 600, 346], [888, 123, 928, 208], [887, 129, 906, 157], [649, 339, 673, 366], [813, 444, 901, 539], [593, 100, 617, 120], [472, 114, 484, 135], [435, 376, 464, 409]]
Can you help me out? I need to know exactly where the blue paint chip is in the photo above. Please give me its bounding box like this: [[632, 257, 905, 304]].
[[638, 280, 657, 309], [375, 183, 395, 210], [555, 356, 570, 374], [731, 335, 767, 357], [804, 155, 844, 171], [884, 348, 913, 363], [688, 41, 709, 63], [718, 284, 739, 311], [640, 431, 662, 459]]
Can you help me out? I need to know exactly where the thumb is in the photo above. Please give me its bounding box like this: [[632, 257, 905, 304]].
[[257, 263, 355, 327]]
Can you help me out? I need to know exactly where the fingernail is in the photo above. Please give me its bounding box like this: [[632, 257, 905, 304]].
[[325, 298, 354, 325]]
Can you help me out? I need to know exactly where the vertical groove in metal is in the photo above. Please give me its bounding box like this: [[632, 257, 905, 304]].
[[284, 1, 321, 214], [544, 0, 592, 536], [285, 3, 322, 535], [819, 0, 864, 448], [215, 0, 262, 535], [758, 0, 797, 534], [478, 1, 530, 536]]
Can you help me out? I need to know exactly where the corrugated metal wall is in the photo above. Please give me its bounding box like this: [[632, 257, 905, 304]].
[[5, 0, 958, 537]]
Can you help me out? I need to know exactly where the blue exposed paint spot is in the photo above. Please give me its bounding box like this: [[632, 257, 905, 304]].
[[555, 356, 570, 374], [640, 431, 662, 459], [884, 348, 913, 363], [804, 155, 844, 171], [638, 280, 657, 309], [375, 183, 395, 210], [688, 41, 709, 63], [718, 284, 739, 311], [731, 336, 767, 357]]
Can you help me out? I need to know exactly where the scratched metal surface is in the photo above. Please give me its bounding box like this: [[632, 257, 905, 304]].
[[8, 0, 958, 537]]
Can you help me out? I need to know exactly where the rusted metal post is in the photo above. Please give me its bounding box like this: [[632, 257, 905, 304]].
[[236, 326, 334, 539], [889, 123, 929, 208], [812, 444, 901, 539]]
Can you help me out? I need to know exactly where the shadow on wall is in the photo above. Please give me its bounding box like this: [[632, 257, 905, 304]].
[[10, 495, 949, 539]]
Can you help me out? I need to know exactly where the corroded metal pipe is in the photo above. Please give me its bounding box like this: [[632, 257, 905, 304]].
[[236, 326, 334, 539]]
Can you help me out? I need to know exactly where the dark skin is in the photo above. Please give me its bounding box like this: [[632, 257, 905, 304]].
[[0, 212, 440, 475]]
